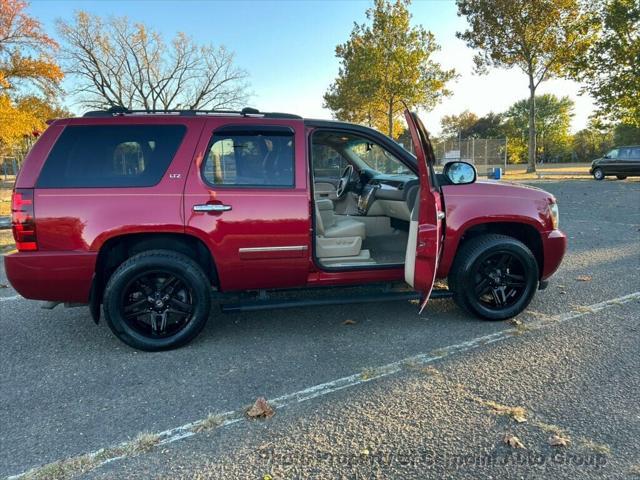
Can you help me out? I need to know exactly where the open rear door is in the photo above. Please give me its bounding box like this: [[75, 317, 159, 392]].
[[403, 110, 444, 312]]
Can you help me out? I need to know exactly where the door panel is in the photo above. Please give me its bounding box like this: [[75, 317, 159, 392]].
[[184, 119, 311, 291], [404, 110, 443, 305], [620, 147, 640, 175]]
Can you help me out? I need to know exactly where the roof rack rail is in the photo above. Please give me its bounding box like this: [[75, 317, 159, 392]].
[[82, 106, 302, 119]]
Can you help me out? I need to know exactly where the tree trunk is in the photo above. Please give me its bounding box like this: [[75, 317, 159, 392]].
[[527, 75, 537, 173], [388, 100, 394, 139]]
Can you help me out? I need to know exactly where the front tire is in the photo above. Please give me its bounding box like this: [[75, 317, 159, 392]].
[[103, 250, 212, 351], [449, 234, 539, 321], [593, 168, 605, 180]]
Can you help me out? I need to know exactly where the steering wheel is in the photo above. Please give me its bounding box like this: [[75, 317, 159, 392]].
[[336, 164, 354, 199]]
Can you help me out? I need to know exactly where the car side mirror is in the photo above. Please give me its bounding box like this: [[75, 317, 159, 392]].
[[603, 155, 610, 159], [443, 161, 477, 185]]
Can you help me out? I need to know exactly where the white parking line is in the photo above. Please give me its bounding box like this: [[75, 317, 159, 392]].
[[8, 290, 640, 479], [0, 295, 21, 302]]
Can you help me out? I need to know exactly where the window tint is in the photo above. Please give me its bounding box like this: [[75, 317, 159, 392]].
[[630, 147, 640, 159], [202, 129, 294, 187], [312, 144, 347, 179], [38, 125, 186, 188], [606, 149, 619, 159]]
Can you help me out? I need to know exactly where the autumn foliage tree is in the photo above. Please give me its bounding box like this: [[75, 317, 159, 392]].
[[456, 0, 598, 172], [56, 12, 250, 111], [324, 0, 455, 138], [0, 0, 64, 154]]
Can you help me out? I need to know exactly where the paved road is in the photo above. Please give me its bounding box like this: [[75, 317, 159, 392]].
[[1, 179, 639, 479]]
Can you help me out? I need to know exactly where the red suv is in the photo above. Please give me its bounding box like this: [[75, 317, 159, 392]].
[[5, 107, 567, 350]]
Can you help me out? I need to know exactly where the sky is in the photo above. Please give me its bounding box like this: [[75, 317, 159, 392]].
[[28, 0, 595, 135]]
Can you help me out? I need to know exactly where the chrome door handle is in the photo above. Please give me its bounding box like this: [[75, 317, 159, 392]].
[[193, 204, 232, 212]]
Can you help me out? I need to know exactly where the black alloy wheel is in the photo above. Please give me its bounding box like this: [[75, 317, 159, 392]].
[[121, 270, 195, 338], [449, 234, 539, 320], [471, 251, 528, 311], [103, 250, 212, 351]]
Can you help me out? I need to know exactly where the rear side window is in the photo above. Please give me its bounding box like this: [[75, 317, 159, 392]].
[[37, 125, 186, 188], [202, 128, 294, 187]]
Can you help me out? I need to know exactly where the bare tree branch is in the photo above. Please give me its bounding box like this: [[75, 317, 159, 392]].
[[56, 12, 250, 111]]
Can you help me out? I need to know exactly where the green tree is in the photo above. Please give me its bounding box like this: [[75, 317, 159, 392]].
[[575, 0, 640, 126], [440, 110, 505, 139], [469, 112, 504, 139], [440, 110, 479, 138], [613, 123, 640, 145], [324, 0, 455, 138], [572, 120, 614, 161], [456, 0, 598, 172], [503, 94, 575, 163]]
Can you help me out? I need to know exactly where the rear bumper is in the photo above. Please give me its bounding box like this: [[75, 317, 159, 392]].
[[4, 251, 97, 303], [540, 229, 567, 280]]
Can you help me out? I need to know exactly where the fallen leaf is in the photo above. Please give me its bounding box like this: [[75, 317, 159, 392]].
[[342, 319, 357, 325], [548, 434, 570, 447], [263, 475, 273, 480], [246, 397, 275, 419], [0, 283, 7, 289], [504, 433, 525, 449], [360, 448, 370, 456], [574, 305, 593, 313], [509, 318, 523, 327], [512, 414, 528, 423], [576, 275, 592, 282]]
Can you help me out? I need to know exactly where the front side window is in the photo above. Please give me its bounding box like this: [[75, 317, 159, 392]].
[[202, 129, 294, 187], [606, 148, 619, 159], [312, 130, 415, 178]]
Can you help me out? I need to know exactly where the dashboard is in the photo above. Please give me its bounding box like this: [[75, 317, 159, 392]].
[[356, 171, 419, 220]]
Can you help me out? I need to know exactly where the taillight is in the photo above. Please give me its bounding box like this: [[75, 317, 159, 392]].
[[11, 188, 38, 251]]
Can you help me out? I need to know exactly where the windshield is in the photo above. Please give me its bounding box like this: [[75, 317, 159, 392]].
[[349, 139, 413, 175]]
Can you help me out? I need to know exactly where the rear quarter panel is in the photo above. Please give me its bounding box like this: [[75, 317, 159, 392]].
[[31, 117, 204, 252], [6, 117, 204, 303]]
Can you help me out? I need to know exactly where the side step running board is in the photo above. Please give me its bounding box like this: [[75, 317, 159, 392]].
[[220, 289, 453, 313]]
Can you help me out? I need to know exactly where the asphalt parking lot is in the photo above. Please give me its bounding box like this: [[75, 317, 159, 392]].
[[1, 179, 639, 479]]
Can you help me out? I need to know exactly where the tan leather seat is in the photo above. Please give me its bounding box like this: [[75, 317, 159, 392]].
[[315, 199, 366, 239], [315, 199, 366, 258]]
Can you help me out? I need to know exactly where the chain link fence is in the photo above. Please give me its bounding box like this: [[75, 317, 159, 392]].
[[433, 138, 508, 176]]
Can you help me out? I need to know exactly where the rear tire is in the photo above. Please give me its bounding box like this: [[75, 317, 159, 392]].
[[103, 250, 211, 351], [593, 168, 605, 180], [616, 175, 627, 180], [449, 234, 539, 321]]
